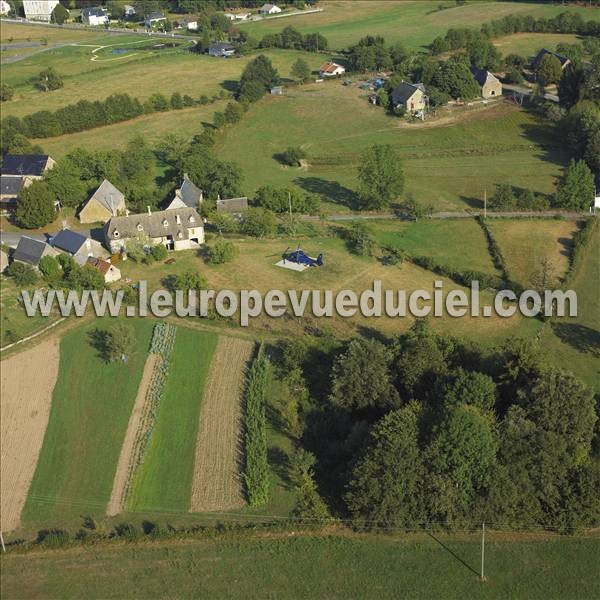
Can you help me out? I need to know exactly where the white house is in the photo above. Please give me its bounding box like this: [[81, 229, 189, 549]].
[[81, 6, 109, 26], [104, 207, 204, 253], [0, 1, 11, 15], [259, 3, 281, 15], [319, 61, 345, 78], [23, 0, 59, 22], [123, 4, 135, 17], [144, 11, 166, 28], [176, 15, 197, 30], [86, 257, 121, 283]]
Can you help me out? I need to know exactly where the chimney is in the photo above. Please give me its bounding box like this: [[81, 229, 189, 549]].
[[147, 206, 152, 215]]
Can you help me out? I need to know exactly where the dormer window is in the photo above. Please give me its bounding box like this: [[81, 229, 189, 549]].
[[163, 219, 169, 227], [177, 231, 183, 239], [189, 215, 195, 223], [113, 230, 120, 238], [137, 223, 144, 231]]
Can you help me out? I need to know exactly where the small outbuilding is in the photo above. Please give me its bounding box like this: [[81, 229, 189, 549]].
[[270, 86, 283, 95], [209, 42, 235, 57], [81, 6, 108, 26], [391, 82, 428, 114], [259, 3, 282, 15], [49, 229, 107, 265], [13, 236, 58, 269], [319, 61, 345, 78], [86, 256, 121, 283], [470, 66, 502, 99], [216, 196, 248, 217], [79, 179, 126, 224]]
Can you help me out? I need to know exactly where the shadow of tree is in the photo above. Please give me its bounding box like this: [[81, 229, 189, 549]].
[[519, 122, 571, 168], [268, 446, 292, 489], [294, 176, 358, 209], [87, 328, 109, 362], [220, 79, 238, 93], [552, 323, 600, 357]]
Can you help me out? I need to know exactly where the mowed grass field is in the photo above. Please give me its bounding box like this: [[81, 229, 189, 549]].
[[22, 319, 153, 526], [127, 327, 218, 513], [541, 224, 600, 390], [489, 219, 578, 287], [35, 102, 228, 157], [492, 32, 587, 59], [2, 532, 600, 599], [216, 84, 569, 211], [238, 0, 600, 50], [1, 46, 324, 118]]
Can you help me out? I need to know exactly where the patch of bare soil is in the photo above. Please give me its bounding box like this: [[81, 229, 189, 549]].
[[190, 337, 254, 512], [0, 338, 60, 531], [106, 353, 158, 517]]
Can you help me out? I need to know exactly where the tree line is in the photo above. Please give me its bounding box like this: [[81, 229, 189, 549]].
[[278, 319, 600, 531]]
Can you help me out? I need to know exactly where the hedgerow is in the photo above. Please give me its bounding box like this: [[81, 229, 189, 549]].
[[243, 348, 270, 507]]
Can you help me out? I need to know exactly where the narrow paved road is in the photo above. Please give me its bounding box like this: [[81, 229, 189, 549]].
[[502, 83, 559, 104]]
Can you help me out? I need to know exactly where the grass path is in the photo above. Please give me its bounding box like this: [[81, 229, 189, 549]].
[[128, 327, 218, 512], [190, 337, 254, 513]]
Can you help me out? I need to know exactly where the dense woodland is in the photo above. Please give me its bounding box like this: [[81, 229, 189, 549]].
[[277, 320, 600, 532]]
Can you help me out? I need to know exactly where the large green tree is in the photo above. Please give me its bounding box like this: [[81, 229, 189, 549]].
[[536, 54, 563, 86], [16, 181, 56, 228], [554, 159, 595, 210], [357, 144, 404, 210]]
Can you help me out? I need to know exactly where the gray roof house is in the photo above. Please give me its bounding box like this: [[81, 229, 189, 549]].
[[469, 66, 502, 98], [391, 82, 428, 113], [532, 48, 571, 71], [79, 179, 126, 224], [0, 175, 30, 211], [216, 196, 248, 216], [209, 42, 235, 57], [166, 175, 203, 210], [104, 206, 205, 253], [13, 236, 58, 268], [1, 154, 55, 177], [49, 229, 107, 265], [145, 11, 166, 27], [81, 6, 108, 25]]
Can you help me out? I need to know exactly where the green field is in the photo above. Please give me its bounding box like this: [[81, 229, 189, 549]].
[[238, 0, 600, 50], [22, 319, 153, 526], [2, 532, 599, 599], [373, 218, 498, 275], [540, 224, 600, 389], [127, 327, 218, 512], [216, 84, 569, 211], [492, 32, 587, 59], [1, 47, 324, 118]]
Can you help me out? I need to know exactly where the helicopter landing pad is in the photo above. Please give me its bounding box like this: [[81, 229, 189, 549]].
[[274, 259, 310, 272]]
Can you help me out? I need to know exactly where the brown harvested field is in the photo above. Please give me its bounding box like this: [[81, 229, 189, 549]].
[[0, 338, 60, 531], [106, 353, 158, 517], [190, 337, 254, 513]]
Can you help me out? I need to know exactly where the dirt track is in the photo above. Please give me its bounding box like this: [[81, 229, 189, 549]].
[[190, 337, 254, 512], [106, 353, 158, 517], [0, 338, 60, 531]]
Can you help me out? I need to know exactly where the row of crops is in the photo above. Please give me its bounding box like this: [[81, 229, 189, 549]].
[[123, 323, 178, 507]]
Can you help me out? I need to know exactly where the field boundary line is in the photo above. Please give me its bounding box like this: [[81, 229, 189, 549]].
[[0, 317, 66, 353]]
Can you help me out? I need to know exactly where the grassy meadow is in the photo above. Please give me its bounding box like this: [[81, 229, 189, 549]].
[[22, 319, 154, 526], [2, 532, 600, 599], [492, 32, 587, 59], [238, 1, 600, 50], [127, 327, 218, 512], [216, 84, 569, 211]]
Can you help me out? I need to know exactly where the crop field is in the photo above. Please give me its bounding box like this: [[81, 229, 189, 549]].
[[1, 47, 324, 118], [216, 84, 569, 212], [488, 219, 578, 288], [34, 101, 228, 157], [372, 218, 498, 275], [118, 233, 541, 345], [2, 532, 600, 599], [0, 338, 59, 531], [22, 319, 154, 526], [127, 327, 218, 512], [540, 225, 600, 390], [190, 336, 254, 513], [238, 1, 600, 51]]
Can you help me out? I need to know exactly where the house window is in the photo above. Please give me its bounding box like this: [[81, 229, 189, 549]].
[[189, 215, 195, 223], [163, 219, 169, 227], [113, 230, 120, 238], [137, 223, 144, 231]]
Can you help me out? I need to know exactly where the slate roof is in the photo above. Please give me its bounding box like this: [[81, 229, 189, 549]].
[[216, 197, 248, 214], [174, 176, 202, 209], [210, 42, 234, 52], [13, 236, 48, 266], [88, 179, 125, 213], [533, 48, 570, 69], [146, 11, 165, 21], [470, 66, 497, 87], [0, 175, 25, 196], [82, 6, 107, 17], [1, 154, 50, 177], [105, 207, 202, 241], [391, 82, 425, 106], [50, 229, 87, 255]]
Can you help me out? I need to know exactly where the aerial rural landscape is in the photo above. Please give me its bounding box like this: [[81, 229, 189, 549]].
[[0, 0, 599, 597]]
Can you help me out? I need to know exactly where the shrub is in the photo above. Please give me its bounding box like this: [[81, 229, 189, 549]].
[[151, 244, 168, 261], [344, 222, 377, 256], [280, 146, 306, 166], [38, 255, 62, 281], [208, 238, 238, 264], [36, 529, 70, 548], [6, 261, 37, 286]]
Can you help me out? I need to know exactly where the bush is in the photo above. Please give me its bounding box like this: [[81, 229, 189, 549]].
[[151, 244, 168, 261], [38, 255, 62, 281], [241, 208, 276, 237], [280, 146, 306, 166], [208, 238, 238, 264], [344, 222, 377, 256], [6, 261, 38, 286], [36, 529, 70, 548]]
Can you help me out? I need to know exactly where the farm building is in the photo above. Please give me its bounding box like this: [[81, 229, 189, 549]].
[[86, 257, 121, 283], [22, 0, 59, 22], [104, 207, 204, 253], [13, 236, 58, 268], [270, 86, 284, 95], [144, 11, 166, 28], [79, 179, 126, 224], [49, 229, 107, 265], [209, 42, 235, 57], [176, 15, 197, 30], [319, 62, 345, 77], [81, 6, 108, 26], [123, 4, 135, 16], [532, 48, 571, 71], [391, 82, 428, 114], [470, 66, 502, 99], [0, 175, 32, 213], [166, 175, 203, 210], [259, 3, 281, 15], [216, 196, 248, 217]]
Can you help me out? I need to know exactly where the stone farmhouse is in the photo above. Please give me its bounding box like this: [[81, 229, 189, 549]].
[[104, 207, 204, 253], [216, 196, 248, 218], [391, 82, 428, 114], [13, 236, 58, 269], [470, 67, 503, 99], [86, 257, 122, 283], [1, 154, 56, 213], [166, 175, 203, 210], [49, 229, 107, 265], [532, 48, 571, 72], [79, 179, 126, 224]]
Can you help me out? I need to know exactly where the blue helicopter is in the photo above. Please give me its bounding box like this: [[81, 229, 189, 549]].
[[283, 247, 324, 267]]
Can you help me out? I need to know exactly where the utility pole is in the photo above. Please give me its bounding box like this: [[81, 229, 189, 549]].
[[484, 188, 487, 219], [480, 522, 486, 581], [1, 530, 6, 553]]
